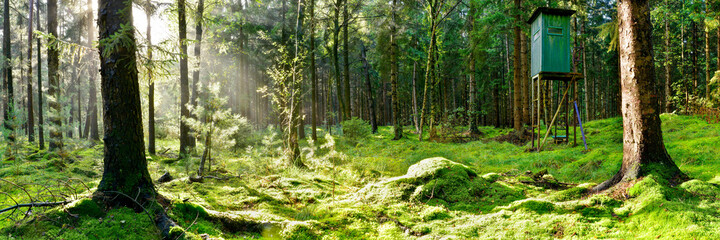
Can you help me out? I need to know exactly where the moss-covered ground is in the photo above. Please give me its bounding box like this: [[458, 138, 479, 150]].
[[1, 114, 720, 239]]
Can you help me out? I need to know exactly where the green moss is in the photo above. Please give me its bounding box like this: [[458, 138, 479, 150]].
[[172, 202, 210, 220], [420, 206, 452, 221], [679, 179, 720, 199], [65, 199, 105, 218], [505, 199, 556, 214], [281, 221, 318, 240], [547, 184, 590, 201], [482, 172, 501, 182]]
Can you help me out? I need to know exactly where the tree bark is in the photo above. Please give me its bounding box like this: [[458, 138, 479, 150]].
[[95, 0, 156, 204], [521, 25, 530, 126], [191, 0, 204, 141], [146, 0, 155, 154], [36, 0, 44, 149], [467, 3, 480, 134], [342, 0, 351, 121], [289, 0, 306, 168], [390, 0, 402, 140], [333, 0, 344, 122], [705, 3, 710, 98], [26, 0, 35, 143], [412, 61, 419, 133], [48, 0, 62, 150], [84, 0, 99, 141], [593, 0, 686, 192], [512, 0, 522, 131], [179, 0, 191, 156], [664, 5, 671, 113], [309, 0, 318, 141], [361, 43, 377, 133], [3, 0, 14, 145]]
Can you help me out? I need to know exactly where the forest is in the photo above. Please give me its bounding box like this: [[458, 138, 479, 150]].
[[1, 0, 720, 238]]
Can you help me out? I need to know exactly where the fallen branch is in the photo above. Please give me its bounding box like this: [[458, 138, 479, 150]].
[[0, 201, 70, 214]]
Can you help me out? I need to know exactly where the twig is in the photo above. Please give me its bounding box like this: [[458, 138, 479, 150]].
[[0, 201, 70, 214], [174, 211, 200, 240]]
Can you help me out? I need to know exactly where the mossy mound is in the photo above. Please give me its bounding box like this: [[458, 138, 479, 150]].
[[354, 157, 524, 212], [65, 199, 104, 218]]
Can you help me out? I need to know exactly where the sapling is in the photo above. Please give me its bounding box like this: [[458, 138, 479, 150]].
[[185, 82, 247, 176]]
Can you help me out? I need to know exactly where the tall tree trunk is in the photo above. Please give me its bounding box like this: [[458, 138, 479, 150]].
[[48, 0, 62, 150], [390, 0, 402, 140], [309, 0, 318, 141], [705, 2, 710, 98], [361, 43, 377, 133], [68, 65, 77, 138], [146, 0, 155, 154], [37, 0, 44, 149], [692, 21, 698, 96], [468, 3, 480, 134], [582, 20, 589, 120], [419, 8, 438, 141], [342, 0, 351, 121], [3, 0, 14, 146], [191, 0, 204, 145], [85, 0, 99, 141], [298, 0, 306, 140], [521, 26, 529, 126], [26, 0, 35, 143], [178, 0, 191, 156], [664, 6, 671, 113], [412, 61, 419, 133], [95, 0, 156, 204], [512, 0, 522, 131], [333, 0, 344, 122], [289, 0, 306, 168], [594, 0, 686, 192]]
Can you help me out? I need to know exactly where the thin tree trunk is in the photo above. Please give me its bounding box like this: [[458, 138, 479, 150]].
[[333, 0, 344, 122], [191, 0, 204, 129], [26, 0, 35, 143], [179, 0, 191, 155], [361, 43, 377, 133], [582, 20, 589, 121], [198, 121, 211, 176], [147, 0, 155, 154], [37, 0, 44, 149], [289, 0, 305, 168], [468, 2, 480, 134], [309, 0, 318, 141], [664, 6, 671, 113], [3, 0, 14, 146], [512, 0, 522, 131], [390, 0, 402, 140], [705, 4, 710, 98], [412, 61, 419, 133], [342, 0, 351, 120]]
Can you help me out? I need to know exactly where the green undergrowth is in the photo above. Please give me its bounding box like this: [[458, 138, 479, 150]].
[[2, 114, 720, 239]]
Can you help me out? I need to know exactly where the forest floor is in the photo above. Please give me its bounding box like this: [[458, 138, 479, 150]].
[[1, 114, 720, 239]]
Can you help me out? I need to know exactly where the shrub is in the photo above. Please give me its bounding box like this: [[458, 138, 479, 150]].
[[341, 118, 371, 142]]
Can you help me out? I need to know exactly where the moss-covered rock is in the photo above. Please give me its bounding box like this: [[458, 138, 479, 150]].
[[354, 158, 492, 205]]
